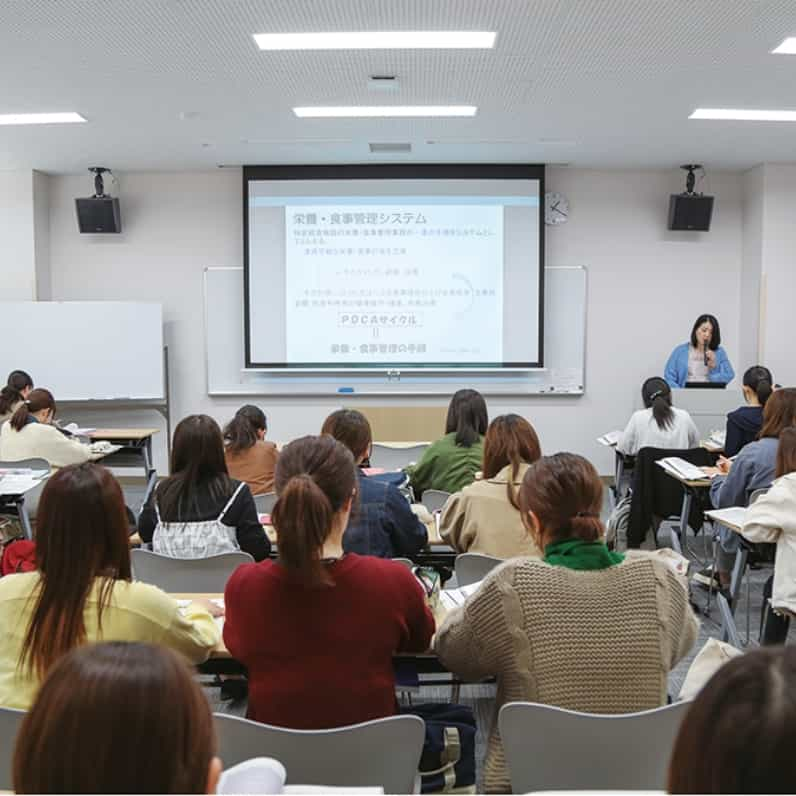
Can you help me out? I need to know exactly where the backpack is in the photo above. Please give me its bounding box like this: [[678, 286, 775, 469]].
[[0, 538, 37, 575], [606, 493, 632, 551]]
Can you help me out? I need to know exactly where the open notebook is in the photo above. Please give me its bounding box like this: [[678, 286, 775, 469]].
[[657, 457, 711, 482], [439, 581, 483, 612], [597, 430, 622, 447]]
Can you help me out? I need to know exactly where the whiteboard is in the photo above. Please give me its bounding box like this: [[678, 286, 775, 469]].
[[0, 302, 164, 400], [205, 267, 586, 396]]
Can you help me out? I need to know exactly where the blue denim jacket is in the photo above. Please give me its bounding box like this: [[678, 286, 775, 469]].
[[343, 471, 428, 558], [664, 342, 734, 388]]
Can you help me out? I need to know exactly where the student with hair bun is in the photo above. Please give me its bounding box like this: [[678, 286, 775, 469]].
[[724, 365, 774, 457], [223, 404, 279, 495], [0, 370, 33, 425], [223, 434, 435, 728], [436, 452, 698, 793], [617, 377, 700, 456], [0, 387, 94, 468]]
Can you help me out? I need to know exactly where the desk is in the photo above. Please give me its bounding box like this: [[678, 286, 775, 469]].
[[0, 472, 49, 539], [89, 428, 159, 500], [657, 464, 712, 551]]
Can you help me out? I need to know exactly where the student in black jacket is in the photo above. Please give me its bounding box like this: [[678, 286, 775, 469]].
[[725, 366, 773, 457], [138, 414, 270, 561]]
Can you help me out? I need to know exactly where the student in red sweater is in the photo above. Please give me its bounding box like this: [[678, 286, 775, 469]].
[[223, 434, 435, 729]]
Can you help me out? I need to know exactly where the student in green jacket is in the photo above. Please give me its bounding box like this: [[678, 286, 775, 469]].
[[407, 389, 487, 496]]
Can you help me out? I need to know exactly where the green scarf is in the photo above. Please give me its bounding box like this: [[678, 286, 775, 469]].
[[544, 538, 625, 571]]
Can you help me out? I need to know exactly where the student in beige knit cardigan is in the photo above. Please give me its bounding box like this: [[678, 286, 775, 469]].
[[435, 453, 698, 794]]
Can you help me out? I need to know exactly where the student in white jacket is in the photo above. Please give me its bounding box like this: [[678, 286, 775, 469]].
[[742, 426, 796, 644], [617, 377, 700, 456], [0, 388, 97, 469]]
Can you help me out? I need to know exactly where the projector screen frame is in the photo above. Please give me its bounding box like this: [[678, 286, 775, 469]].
[[242, 163, 545, 372]]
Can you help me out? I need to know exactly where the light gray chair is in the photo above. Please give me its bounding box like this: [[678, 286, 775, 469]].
[[420, 489, 451, 514], [131, 549, 253, 592], [370, 443, 429, 471], [392, 557, 415, 569], [213, 713, 424, 794], [454, 552, 503, 587], [254, 492, 278, 514], [499, 700, 691, 793], [0, 706, 26, 791], [0, 457, 49, 539]]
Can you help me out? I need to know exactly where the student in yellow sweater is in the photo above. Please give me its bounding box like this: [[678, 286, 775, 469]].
[[436, 452, 698, 793], [0, 463, 219, 710]]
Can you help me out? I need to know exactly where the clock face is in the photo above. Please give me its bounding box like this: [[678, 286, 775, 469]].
[[545, 192, 570, 225]]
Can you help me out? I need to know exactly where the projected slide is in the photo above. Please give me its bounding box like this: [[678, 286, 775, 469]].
[[284, 204, 503, 364], [245, 168, 543, 370]]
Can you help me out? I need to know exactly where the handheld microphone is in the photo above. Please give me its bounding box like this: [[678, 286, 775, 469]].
[[703, 342, 709, 367]]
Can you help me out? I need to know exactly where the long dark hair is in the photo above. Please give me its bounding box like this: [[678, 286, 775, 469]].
[[223, 404, 267, 455], [668, 647, 796, 793], [157, 415, 233, 520], [743, 365, 773, 407], [482, 414, 542, 510], [0, 369, 33, 415], [14, 642, 217, 794], [272, 435, 357, 588], [19, 464, 132, 679], [444, 389, 488, 448], [321, 408, 372, 462], [690, 313, 721, 350], [519, 453, 605, 549], [9, 387, 55, 431], [642, 377, 674, 431]]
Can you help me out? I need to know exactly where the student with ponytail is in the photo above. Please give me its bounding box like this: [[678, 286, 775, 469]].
[[617, 377, 699, 456], [0, 387, 94, 468], [0, 370, 33, 425], [724, 365, 774, 457], [223, 405, 279, 495], [436, 452, 698, 793], [223, 434, 434, 728]]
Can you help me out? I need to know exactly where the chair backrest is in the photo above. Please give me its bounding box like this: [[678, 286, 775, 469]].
[[130, 549, 253, 592], [369, 443, 429, 471], [420, 489, 451, 514], [499, 700, 691, 793], [454, 552, 503, 587], [392, 557, 415, 569], [0, 706, 26, 791], [750, 487, 769, 505], [253, 492, 278, 514], [213, 713, 424, 794]]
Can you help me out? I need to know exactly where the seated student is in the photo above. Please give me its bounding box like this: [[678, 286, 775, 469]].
[[0, 463, 219, 709], [440, 413, 543, 558], [0, 369, 33, 425], [223, 404, 279, 495], [724, 365, 774, 457], [224, 434, 435, 728], [407, 388, 488, 495], [668, 647, 796, 794], [321, 409, 427, 558], [435, 452, 697, 793], [617, 377, 699, 456], [139, 414, 270, 561], [707, 388, 796, 591], [741, 426, 796, 644], [0, 388, 95, 467], [13, 641, 222, 794]]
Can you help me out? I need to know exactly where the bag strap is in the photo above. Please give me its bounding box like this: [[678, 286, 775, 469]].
[[218, 482, 246, 521]]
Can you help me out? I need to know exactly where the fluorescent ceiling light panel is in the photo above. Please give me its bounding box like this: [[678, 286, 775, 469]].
[[772, 37, 796, 54], [0, 112, 86, 126], [254, 31, 495, 50], [690, 108, 796, 121], [294, 106, 477, 118]]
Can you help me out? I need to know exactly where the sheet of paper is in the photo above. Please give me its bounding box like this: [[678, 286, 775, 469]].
[[0, 473, 47, 495], [705, 507, 748, 529], [658, 457, 710, 482], [438, 580, 483, 612], [597, 430, 622, 447]]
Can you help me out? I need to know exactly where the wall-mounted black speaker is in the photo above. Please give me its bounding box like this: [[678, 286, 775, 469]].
[[668, 194, 713, 231], [75, 196, 122, 233]]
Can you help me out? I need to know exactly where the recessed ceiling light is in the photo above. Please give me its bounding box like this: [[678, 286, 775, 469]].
[[294, 106, 477, 118], [690, 108, 796, 121], [254, 31, 495, 50], [772, 37, 796, 54], [0, 112, 87, 126]]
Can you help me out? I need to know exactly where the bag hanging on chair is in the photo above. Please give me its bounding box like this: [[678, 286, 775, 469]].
[[401, 703, 477, 794]]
